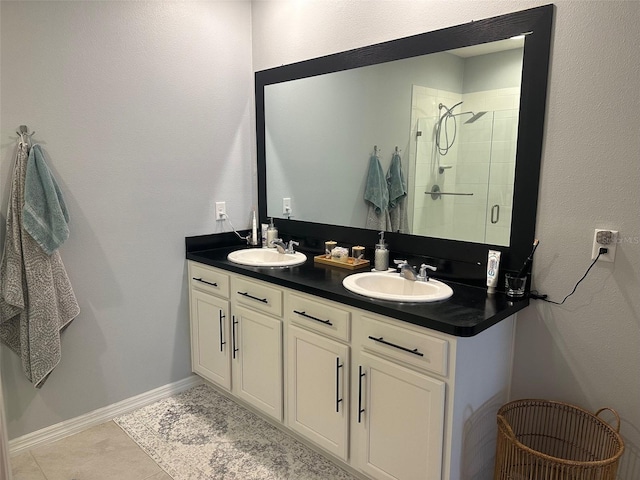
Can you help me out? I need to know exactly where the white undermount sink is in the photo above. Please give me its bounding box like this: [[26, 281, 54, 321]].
[[342, 271, 453, 303], [227, 248, 307, 267]]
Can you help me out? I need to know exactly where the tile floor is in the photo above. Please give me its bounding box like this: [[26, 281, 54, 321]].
[[10, 421, 171, 480]]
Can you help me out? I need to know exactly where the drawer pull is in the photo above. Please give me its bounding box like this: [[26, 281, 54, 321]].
[[219, 311, 226, 352], [232, 316, 239, 359], [293, 310, 333, 326], [335, 357, 343, 413], [368, 335, 424, 357], [193, 277, 218, 287], [237, 291, 268, 304], [358, 365, 365, 423]]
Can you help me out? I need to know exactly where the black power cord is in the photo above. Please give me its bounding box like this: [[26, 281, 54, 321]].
[[529, 248, 607, 305]]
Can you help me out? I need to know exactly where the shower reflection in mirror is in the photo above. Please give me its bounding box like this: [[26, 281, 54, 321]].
[[408, 84, 520, 246]]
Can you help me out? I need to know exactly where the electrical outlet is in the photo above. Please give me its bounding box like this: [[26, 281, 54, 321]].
[[591, 229, 618, 262], [215, 201, 226, 221], [283, 197, 292, 216]]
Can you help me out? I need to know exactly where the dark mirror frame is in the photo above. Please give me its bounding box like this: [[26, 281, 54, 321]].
[[256, 5, 553, 273]]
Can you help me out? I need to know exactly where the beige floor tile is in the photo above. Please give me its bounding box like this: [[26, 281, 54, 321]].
[[29, 421, 163, 480], [144, 471, 174, 480], [10, 451, 47, 480]]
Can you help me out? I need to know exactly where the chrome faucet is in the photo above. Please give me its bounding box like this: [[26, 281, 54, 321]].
[[394, 259, 437, 282], [395, 260, 417, 280], [272, 239, 299, 254], [272, 239, 287, 254]]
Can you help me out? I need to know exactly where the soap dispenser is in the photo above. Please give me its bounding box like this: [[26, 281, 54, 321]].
[[266, 218, 278, 248], [374, 231, 389, 271]]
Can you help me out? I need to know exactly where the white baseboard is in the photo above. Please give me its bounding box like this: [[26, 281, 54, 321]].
[[9, 375, 202, 456]]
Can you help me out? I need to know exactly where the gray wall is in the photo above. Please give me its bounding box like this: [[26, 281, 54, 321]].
[[0, 0, 254, 439], [253, 1, 640, 478], [463, 48, 524, 94]]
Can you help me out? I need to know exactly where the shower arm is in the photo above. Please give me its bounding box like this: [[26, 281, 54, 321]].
[[450, 111, 475, 117]]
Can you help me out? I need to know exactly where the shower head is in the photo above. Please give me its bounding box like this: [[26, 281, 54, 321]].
[[464, 111, 487, 124]]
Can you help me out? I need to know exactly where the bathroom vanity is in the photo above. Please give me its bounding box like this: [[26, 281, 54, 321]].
[[186, 241, 528, 480]]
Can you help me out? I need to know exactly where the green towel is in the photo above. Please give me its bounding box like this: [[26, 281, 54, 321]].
[[23, 144, 69, 255], [386, 152, 409, 233], [386, 152, 407, 209], [364, 154, 389, 214]]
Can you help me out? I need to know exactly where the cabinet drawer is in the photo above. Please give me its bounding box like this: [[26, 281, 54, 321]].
[[189, 262, 230, 298], [232, 276, 283, 317], [359, 315, 448, 377], [287, 293, 350, 342]]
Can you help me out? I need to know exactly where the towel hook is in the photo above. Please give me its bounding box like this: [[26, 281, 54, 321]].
[[16, 125, 35, 145]]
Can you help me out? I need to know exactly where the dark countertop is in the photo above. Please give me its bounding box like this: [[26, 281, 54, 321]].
[[186, 238, 529, 338]]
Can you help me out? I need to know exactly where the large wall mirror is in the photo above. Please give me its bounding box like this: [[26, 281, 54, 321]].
[[256, 5, 553, 273]]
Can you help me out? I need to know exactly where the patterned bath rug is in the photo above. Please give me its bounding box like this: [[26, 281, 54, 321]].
[[114, 384, 356, 480]]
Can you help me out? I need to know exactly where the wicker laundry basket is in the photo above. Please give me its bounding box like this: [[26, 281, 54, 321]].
[[494, 399, 624, 480]]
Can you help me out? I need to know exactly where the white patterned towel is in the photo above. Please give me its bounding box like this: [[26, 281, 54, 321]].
[[0, 142, 79, 388]]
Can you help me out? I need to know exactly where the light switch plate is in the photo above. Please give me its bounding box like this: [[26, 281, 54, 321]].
[[283, 197, 291, 216], [215, 201, 226, 221]]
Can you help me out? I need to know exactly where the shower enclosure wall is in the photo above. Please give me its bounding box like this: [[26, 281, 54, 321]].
[[407, 86, 520, 246]]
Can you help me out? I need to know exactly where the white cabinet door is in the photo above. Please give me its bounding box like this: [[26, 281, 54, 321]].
[[354, 351, 445, 480], [287, 325, 350, 460], [190, 289, 231, 390], [233, 305, 283, 421]]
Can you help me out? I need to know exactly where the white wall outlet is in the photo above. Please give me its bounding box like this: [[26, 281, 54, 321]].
[[591, 229, 618, 262], [215, 201, 226, 221], [283, 197, 292, 216]]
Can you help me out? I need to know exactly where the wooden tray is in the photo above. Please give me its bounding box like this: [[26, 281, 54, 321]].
[[314, 255, 370, 270]]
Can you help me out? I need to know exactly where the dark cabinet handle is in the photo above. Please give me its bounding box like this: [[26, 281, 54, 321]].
[[335, 357, 343, 413], [293, 310, 333, 326], [219, 311, 226, 352], [237, 291, 268, 304], [358, 365, 365, 423], [232, 316, 239, 359], [368, 336, 424, 357], [193, 277, 218, 287]]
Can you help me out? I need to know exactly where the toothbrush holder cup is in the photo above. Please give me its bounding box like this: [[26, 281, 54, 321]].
[[505, 273, 527, 298]]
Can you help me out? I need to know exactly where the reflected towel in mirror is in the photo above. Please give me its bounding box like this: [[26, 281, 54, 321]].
[[386, 151, 408, 233], [364, 153, 390, 230]]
